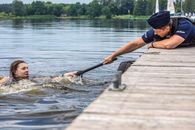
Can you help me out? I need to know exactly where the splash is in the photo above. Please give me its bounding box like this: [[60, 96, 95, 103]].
[[0, 75, 89, 95], [50, 75, 84, 85], [0, 80, 39, 95]]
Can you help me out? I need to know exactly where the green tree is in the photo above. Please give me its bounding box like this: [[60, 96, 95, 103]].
[[174, 0, 181, 13], [0, 4, 12, 14], [146, 0, 155, 15], [133, 0, 147, 16], [87, 0, 102, 18], [62, 5, 70, 15], [183, 0, 195, 13], [78, 4, 88, 15], [67, 3, 80, 16], [98, 0, 112, 6], [67, 2, 86, 16], [12, 0, 25, 16], [159, 0, 167, 11], [102, 6, 111, 18], [31, 1, 47, 15], [119, 0, 134, 15], [108, 1, 119, 15], [53, 4, 64, 16], [45, 1, 54, 15], [25, 4, 34, 15]]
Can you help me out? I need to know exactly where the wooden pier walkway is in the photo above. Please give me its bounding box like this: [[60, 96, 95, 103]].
[[66, 47, 195, 130]]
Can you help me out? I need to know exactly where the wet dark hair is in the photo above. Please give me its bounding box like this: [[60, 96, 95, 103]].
[[10, 60, 26, 81]]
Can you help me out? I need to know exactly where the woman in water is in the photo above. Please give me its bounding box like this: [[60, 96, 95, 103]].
[[0, 60, 77, 85]]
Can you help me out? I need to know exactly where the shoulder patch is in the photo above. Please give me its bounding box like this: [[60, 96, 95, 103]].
[[144, 33, 148, 38], [176, 30, 186, 34]]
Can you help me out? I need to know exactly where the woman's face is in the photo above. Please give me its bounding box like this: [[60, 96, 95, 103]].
[[15, 63, 29, 79]]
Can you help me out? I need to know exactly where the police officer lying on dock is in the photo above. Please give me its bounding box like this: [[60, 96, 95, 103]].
[[0, 60, 77, 85], [104, 11, 195, 64]]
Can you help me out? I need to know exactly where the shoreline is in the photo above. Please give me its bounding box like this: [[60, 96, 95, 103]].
[[0, 14, 149, 20]]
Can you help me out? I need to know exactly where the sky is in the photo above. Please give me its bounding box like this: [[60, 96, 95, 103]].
[[0, 0, 92, 4]]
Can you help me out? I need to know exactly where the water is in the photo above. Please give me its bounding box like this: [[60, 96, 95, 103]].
[[0, 19, 149, 129]]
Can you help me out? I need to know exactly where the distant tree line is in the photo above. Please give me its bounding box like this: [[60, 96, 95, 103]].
[[0, 0, 65, 17], [0, 0, 195, 18]]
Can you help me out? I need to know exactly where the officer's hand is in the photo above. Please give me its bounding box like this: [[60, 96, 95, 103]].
[[103, 55, 115, 64]]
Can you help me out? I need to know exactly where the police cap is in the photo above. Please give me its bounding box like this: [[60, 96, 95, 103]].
[[147, 11, 170, 29]]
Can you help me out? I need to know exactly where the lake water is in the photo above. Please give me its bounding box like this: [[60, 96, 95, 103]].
[[0, 19, 149, 130]]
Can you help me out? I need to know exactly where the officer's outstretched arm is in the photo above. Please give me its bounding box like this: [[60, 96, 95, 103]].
[[151, 35, 185, 49], [104, 38, 145, 64]]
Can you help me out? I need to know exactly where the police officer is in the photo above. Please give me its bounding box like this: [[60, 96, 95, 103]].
[[103, 11, 195, 64]]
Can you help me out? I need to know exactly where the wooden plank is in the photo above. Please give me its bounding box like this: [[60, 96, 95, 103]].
[[128, 66, 195, 72], [136, 55, 195, 63], [147, 47, 195, 54], [67, 114, 195, 130], [122, 77, 195, 85]]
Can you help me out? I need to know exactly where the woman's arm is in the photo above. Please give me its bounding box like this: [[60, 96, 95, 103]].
[[63, 71, 77, 77], [0, 77, 10, 84], [51, 72, 78, 83]]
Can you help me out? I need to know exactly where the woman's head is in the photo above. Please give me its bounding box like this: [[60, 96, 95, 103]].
[[10, 60, 29, 81]]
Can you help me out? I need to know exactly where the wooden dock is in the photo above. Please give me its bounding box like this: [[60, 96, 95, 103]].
[[66, 47, 195, 130]]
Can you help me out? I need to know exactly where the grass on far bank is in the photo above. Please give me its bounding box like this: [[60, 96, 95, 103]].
[[59, 15, 89, 20], [0, 13, 56, 20], [113, 15, 149, 20], [13, 15, 57, 20], [60, 15, 149, 20]]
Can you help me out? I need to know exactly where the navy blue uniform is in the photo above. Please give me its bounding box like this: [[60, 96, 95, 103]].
[[142, 18, 195, 46]]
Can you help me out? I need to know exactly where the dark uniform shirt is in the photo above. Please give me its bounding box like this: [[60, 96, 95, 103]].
[[142, 18, 195, 46]]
